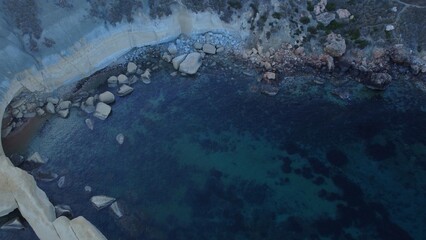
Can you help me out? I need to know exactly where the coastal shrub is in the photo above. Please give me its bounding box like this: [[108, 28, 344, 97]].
[[307, 1, 314, 11], [3, 0, 42, 39], [272, 12, 282, 19], [326, 149, 349, 167], [355, 39, 369, 49], [385, 31, 392, 40], [300, 16, 310, 24], [348, 28, 360, 40], [228, 0, 242, 10], [325, 20, 344, 32], [308, 26, 318, 34], [325, 2, 336, 11]]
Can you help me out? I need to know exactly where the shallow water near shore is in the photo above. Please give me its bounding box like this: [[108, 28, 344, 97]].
[[2, 62, 426, 239]]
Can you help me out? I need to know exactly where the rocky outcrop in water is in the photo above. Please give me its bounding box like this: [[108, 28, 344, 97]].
[[90, 196, 116, 210], [179, 52, 203, 74]]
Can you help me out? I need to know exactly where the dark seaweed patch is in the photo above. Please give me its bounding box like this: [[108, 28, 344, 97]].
[[326, 148, 349, 167], [365, 141, 396, 161]]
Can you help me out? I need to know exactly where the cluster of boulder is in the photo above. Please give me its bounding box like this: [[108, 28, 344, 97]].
[[162, 42, 224, 75], [84, 61, 146, 121]]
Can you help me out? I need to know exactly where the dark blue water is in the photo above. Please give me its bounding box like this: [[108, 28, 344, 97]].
[[2, 61, 426, 240]]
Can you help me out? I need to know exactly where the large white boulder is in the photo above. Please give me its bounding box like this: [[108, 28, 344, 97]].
[[45, 102, 55, 114], [117, 74, 128, 84], [93, 102, 111, 120], [172, 54, 187, 70], [117, 84, 134, 96], [127, 62, 137, 74], [167, 43, 178, 55], [98, 91, 115, 104], [179, 52, 202, 74]]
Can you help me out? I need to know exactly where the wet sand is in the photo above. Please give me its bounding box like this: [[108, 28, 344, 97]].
[[2, 116, 49, 156]]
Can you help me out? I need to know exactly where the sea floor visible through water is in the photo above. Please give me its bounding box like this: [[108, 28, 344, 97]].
[[1, 55, 426, 240]]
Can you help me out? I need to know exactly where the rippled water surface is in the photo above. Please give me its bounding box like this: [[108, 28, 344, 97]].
[[2, 63, 426, 240]]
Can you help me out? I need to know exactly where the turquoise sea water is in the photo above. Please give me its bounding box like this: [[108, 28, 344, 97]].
[[2, 60, 426, 239]]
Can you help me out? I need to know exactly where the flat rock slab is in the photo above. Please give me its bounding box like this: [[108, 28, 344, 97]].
[[90, 196, 116, 210], [117, 84, 133, 97], [93, 103, 111, 120]]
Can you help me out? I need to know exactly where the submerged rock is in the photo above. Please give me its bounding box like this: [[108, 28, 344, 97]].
[[84, 186, 92, 193], [1, 217, 24, 230], [260, 84, 280, 96], [98, 91, 115, 104], [94, 102, 111, 120], [57, 176, 66, 188], [90, 196, 116, 210], [141, 69, 151, 84], [27, 152, 46, 164], [55, 204, 73, 218], [364, 72, 392, 90], [57, 109, 69, 118], [32, 169, 58, 182], [179, 52, 202, 74], [85, 118, 94, 130], [110, 202, 123, 218], [116, 133, 125, 145], [117, 85, 134, 97], [9, 154, 25, 167]]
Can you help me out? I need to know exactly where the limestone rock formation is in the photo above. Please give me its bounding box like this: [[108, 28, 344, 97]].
[[324, 33, 346, 57]]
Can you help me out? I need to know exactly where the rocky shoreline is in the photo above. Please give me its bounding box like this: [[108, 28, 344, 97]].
[[0, 1, 426, 239]]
